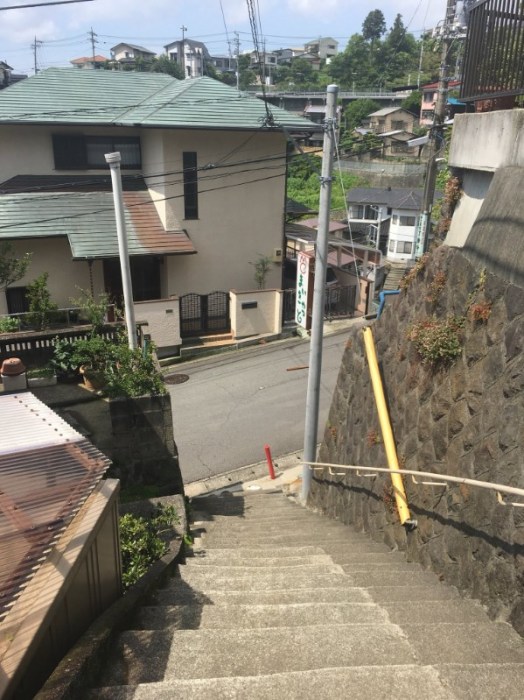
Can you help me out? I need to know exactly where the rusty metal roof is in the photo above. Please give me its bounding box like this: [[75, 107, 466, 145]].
[[0, 393, 111, 620], [0, 176, 196, 259]]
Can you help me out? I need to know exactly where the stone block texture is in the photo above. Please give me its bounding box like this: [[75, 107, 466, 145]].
[[309, 245, 524, 634]]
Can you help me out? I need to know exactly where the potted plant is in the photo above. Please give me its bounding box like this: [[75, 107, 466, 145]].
[[72, 335, 116, 391]]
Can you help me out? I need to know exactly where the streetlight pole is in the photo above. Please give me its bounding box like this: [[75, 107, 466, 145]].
[[105, 152, 137, 350], [301, 84, 339, 503]]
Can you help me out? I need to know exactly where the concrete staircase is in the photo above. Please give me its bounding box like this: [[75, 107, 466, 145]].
[[383, 261, 411, 291], [85, 491, 524, 699]]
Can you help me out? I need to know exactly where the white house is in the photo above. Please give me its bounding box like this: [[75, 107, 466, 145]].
[[303, 37, 338, 61], [0, 69, 314, 334], [346, 187, 438, 262], [164, 39, 210, 78], [109, 43, 156, 66]]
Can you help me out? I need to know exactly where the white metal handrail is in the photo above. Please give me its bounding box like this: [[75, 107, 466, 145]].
[[305, 461, 524, 508]]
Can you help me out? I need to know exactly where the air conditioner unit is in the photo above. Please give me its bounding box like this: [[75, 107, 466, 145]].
[[273, 247, 283, 263]]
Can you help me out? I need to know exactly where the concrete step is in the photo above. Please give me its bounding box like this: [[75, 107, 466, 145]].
[[366, 585, 461, 602], [401, 622, 524, 665], [176, 570, 353, 590], [132, 601, 388, 630], [198, 534, 374, 547], [85, 664, 457, 700], [383, 599, 492, 625], [153, 586, 373, 607], [96, 624, 418, 685], [185, 554, 335, 568], [347, 568, 443, 587], [178, 562, 345, 578], [187, 545, 326, 558]]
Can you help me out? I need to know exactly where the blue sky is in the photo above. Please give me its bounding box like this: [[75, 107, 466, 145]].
[[1, 0, 445, 75]]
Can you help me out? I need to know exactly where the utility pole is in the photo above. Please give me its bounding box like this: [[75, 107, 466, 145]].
[[301, 84, 339, 503], [415, 0, 455, 257], [31, 36, 42, 74], [234, 31, 240, 91], [180, 25, 187, 77], [105, 152, 137, 351], [88, 26, 97, 60]]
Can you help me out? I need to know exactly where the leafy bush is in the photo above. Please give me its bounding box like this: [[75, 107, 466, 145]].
[[0, 316, 20, 333], [27, 365, 55, 378], [70, 288, 110, 335], [50, 337, 79, 378], [119, 504, 179, 590], [408, 316, 465, 366], [72, 335, 117, 372], [104, 343, 166, 398], [26, 272, 58, 330]]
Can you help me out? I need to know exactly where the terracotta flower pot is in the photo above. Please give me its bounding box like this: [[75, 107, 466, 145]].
[[79, 365, 106, 391]]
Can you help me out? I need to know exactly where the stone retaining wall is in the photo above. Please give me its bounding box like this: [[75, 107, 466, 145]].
[[309, 245, 524, 634]]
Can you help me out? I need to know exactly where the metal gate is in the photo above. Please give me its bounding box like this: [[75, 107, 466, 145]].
[[180, 291, 230, 338], [283, 285, 356, 324]]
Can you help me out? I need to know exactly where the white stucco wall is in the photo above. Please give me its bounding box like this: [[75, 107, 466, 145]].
[[230, 289, 283, 338], [133, 297, 181, 354]]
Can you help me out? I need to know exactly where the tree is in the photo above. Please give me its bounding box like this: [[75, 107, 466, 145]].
[[237, 54, 257, 90], [0, 242, 30, 293], [343, 98, 380, 131], [362, 10, 386, 43], [401, 90, 422, 116], [289, 57, 316, 87], [150, 55, 185, 79]]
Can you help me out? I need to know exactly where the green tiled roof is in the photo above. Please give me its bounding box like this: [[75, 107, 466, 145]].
[[0, 68, 314, 131], [0, 191, 195, 258]]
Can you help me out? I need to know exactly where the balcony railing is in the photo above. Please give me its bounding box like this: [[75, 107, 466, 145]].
[[461, 0, 524, 102]]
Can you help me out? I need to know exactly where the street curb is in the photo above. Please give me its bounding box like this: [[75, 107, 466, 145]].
[[184, 449, 305, 498]]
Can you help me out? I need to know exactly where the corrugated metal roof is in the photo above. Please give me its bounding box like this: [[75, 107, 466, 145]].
[[0, 392, 111, 619], [0, 188, 195, 259], [0, 68, 315, 132]]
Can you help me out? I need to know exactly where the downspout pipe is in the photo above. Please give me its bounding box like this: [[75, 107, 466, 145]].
[[377, 289, 400, 319], [362, 326, 416, 529]]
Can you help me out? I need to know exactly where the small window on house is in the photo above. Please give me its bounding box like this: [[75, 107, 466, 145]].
[[397, 241, 413, 254], [399, 216, 416, 226], [183, 151, 198, 219], [392, 121, 406, 130], [392, 214, 399, 225], [52, 135, 141, 169], [388, 240, 396, 253]]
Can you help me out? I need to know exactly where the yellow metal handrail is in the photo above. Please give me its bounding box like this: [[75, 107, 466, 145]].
[[306, 461, 524, 508]]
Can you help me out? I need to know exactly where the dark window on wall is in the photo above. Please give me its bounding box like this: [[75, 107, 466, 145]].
[[52, 135, 141, 169], [183, 151, 198, 219]]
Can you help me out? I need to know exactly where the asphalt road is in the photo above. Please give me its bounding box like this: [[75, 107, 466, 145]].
[[166, 333, 349, 483]]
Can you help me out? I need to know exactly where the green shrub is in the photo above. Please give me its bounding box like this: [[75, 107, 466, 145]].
[[104, 343, 166, 398], [0, 316, 20, 333], [408, 316, 465, 366], [26, 272, 58, 330], [119, 504, 179, 590], [50, 337, 79, 378]]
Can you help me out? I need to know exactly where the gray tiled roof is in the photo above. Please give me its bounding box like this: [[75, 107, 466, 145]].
[[347, 187, 425, 210]]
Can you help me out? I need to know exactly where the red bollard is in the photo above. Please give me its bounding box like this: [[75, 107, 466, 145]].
[[264, 444, 276, 480]]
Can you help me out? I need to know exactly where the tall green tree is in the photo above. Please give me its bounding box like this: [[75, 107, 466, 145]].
[[343, 98, 381, 130], [362, 9, 387, 42], [0, 242, 30, 293]]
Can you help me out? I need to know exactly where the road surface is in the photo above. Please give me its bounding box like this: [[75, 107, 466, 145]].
[[166, 334, 348, 483]]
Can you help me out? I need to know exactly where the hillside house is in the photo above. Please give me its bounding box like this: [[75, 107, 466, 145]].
[[70, 55, 108, 69], [164, 38, 210, 78], [420, 80, 462, 126], [303, 37, 339, 61], [109, 43, 156, 67], [368, 107, 418, 135], [0, 69, 313, 330], [346, 187, 436, 262]]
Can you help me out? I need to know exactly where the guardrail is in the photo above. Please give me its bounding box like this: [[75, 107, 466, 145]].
[[306, 461, 524, 508]]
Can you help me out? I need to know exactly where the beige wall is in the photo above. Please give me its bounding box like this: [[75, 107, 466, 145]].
[[230, 289, 283, 338], [1, 238, 105, 314], [1, 123, 289, 308], [134, 297, 181, 354], [0, 124, 142, 184], [159, 129, 287, 295]]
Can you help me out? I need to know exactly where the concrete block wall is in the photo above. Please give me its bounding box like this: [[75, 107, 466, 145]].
[[109, 394, 183, 495], [309, 245, 524, 634]]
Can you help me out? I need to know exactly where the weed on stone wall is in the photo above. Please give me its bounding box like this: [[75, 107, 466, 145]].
[[407, 316, 465, 367]]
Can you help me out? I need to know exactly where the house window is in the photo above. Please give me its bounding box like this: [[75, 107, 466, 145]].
[[53, 135, 141, 169], [397, 241, 413, 254], [183, 151, 198, 219], [399, 216, 416, 226], [350, 205, 364, 218], [388, 240, 395, 253], [392, 121, 406, 130]]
